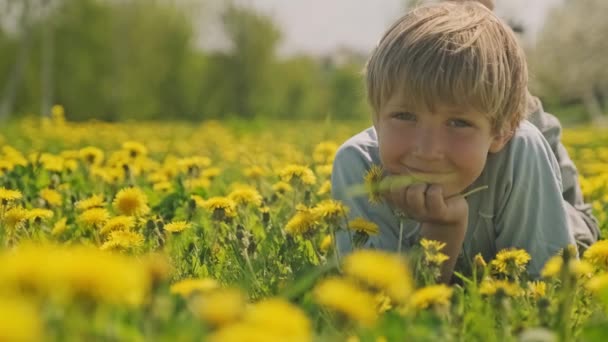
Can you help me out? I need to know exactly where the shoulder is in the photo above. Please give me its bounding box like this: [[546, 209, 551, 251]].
[[334, 127, 381, 166]]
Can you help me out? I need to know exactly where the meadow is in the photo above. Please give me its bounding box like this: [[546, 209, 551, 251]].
[[1, 107, 608, 341]]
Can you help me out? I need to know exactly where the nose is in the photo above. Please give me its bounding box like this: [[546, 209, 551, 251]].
[[412, 127, 444, 160]]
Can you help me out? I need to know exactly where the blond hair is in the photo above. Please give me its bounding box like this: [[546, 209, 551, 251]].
[[365, 2, 527, 133]]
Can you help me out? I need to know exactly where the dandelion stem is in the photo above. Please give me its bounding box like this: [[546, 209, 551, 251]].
[[398, 219, 404, 255], [451, 185, 489, 199]]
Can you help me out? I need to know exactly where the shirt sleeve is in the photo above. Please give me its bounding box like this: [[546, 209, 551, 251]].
[[331, 144, 400, 255], [494, 124, 576, 279]]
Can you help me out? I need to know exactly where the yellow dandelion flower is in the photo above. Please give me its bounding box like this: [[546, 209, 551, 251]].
[[39, 188, 62, 207], [376, 292, 393, 313], [193, 288, 246, 327], [315, 164, 333, 178], [243, 298, 312, 340], [313, 141, 338, 165], [491, 248, 531, 276], [185, 176, 211, 190], [26, 208, 54, 222], [75, 194, 106, 211], [0, 160, 15, 175], [113, 187, 150, 216], [170, 278, 219, 297], [100, 215, 136, 235], [285, 206, 318, 235], [79, 146, 104, 166], [320, 235, 333, 254], [586, 273, 608, 293], [0, 187, 22, 204], [3, 206, 28, 230], [272, 181, 293, 194], [317, 180, 332, 196], [479, 279, 524, 297], [244, 165, 266, 179], [122, 141, 148, 158], [584, 240, 608, 270], [164, 220, 191, 233], [201, 167, 222, 180], [343, 250, 414, 304], [474, 253, 487, 268], [410, 284, 453, 310], [153, 181, 173, 192], [78, 208, 110, 227], [420, 239, 447, 254], [201, 197, 237, 221], [278, 164, 316, 186], [314, 277, 378, 326], [228, 186, 263, 207], [0, 297, 44, 341], [541, 255, 594, 278], [348, 217, 379, 235], [364, 164, 384, 204], [177, 156, 211, 174], [100, 230, 144, 251], [526, 281, 547, 299], [51, 218, 68, 236], [311, 199, 348, 223]]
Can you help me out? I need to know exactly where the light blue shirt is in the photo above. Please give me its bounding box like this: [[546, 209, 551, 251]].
[[331, 120, 576, 278]]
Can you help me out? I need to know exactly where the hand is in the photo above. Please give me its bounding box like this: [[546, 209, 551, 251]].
[[384, 183, 468, 226]]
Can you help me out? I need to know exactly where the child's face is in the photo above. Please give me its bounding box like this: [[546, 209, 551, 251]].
[[375, 92, 511, 197]]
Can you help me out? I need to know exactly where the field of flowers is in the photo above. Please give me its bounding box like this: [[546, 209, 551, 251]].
[[1, 107, 608, 341]]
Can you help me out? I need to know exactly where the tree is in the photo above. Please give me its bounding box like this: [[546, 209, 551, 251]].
[[529, 0, 608, 122]]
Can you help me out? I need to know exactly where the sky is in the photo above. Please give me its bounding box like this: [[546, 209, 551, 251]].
[[200, 0, 564, 57]]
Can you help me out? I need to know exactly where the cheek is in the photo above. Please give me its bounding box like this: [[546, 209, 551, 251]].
[[447, 138, 489, 179], [378, 127, 413, 166]]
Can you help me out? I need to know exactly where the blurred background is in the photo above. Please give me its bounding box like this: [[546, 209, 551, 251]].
[[0, 0, 606, 124]]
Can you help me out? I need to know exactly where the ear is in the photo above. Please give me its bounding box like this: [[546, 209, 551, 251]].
[[489, 129, 514, 153]]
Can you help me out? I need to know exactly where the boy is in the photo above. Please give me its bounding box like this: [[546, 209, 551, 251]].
[[331, 2, 598, 283]]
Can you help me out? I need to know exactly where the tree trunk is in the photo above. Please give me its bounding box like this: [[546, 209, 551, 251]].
[[582, 87, 607, 125], [41, 2, 54, 118]]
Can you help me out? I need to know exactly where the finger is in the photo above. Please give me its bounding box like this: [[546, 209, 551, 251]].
[[425, 184, 447, 218], [406, 183, 428, 218]]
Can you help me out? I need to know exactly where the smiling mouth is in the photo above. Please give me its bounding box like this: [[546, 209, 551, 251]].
[[404, 166, 448, 175]]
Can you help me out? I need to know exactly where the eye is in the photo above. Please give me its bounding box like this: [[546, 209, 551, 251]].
[[391, 112, 416, 121], [448, 119, 473, 128]]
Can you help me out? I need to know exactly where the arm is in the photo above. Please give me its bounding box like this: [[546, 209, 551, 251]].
[[527, 95, 600, 248], [494, 123, 576, 278]]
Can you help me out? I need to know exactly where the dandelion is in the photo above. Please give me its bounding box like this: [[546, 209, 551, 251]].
[[78, 208, 110, 227], [343, 250, 414, 304], [0, 297, 44, 341], [75, 194, 106, 211], [100, 216, 136, 235], [164, 220, 191, 233], [364, 164, 384, 204], [320, 235, 333, 254], [51, 218, 68, 236], [278, 164, 316, 186], [583, 240, 608, 270], [201, 167, 222, 180], [79, 146, 104, 166], [272, 181, 293, 195], [193, 288, 246, 327], [316, 164, 333, 178], [26, 208, 54, 222], [244, 298, 312, 339], [0, 187, 22, 205], [113, 187, 150, 216], [100, 230, 144, 251], [526, 281, 547, 299], [313, 141, 338, 165], [153, 181, 173, 192], [122, 141, 148, 158], [244, 166, 266, 180], [3, 206, 28, 230], [200, 197, 237, 221], [586, 273, 608, 294], [39, 188, 62, 207], [474, 253, 487, 268], [410, 284, 453, 310], [540, 254, 594, 279], [285, 205, 318, 236], [313, 277, 378, 326], [170, 278, 219, 297], [490, 248, 531, 277], [420, 239, 450, 268], [317, 180, 332, 196], [311, 199, 348, 223], [228, 186, 263, 207], [348, 217, 379, 235], [479, 279, 524, 297]]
